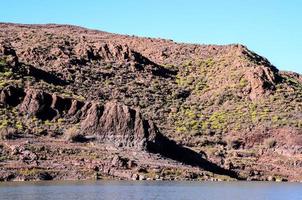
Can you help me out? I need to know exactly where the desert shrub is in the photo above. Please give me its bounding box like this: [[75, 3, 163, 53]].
[[0, 119, 9, 129], [264, 138, 277, 148], [228, 139, 243, 150], [0, 59, 6, 67], [65, 126, 87, 143], [0, 127, 19, 140], [15, 121, 23, 130]]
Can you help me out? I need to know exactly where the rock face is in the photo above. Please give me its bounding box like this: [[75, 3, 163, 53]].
[[229, 46, 281, 100], [0, 85, 24, 107], [19, 89, 57, 120], [80, 101, 157, 149], [74, 43, 148, 64], [0, 42, 19, 66], [245, 65, 280, 100], [16, 88, 158, 150]]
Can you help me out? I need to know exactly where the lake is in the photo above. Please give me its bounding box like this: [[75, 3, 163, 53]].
[[0, 181, 301, 200]]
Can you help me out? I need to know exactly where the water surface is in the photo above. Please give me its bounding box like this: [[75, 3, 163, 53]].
[[0, 181, 301, 200]]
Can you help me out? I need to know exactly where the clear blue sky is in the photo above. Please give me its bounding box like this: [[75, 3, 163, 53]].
[[1, 0, 301, 73]]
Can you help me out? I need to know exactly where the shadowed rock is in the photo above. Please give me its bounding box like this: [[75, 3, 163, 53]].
[[146, 134, 240, 179], [24, 65, 68, 86], [245, 66, 281, 100], [19, 89, 57, 120], [80, 101, 157, 150], [0, 85, 25, 107]]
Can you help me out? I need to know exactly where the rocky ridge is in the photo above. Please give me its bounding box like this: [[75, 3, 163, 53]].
[[0, 23, 301, 182]]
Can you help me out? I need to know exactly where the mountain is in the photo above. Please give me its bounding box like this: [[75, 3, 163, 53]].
[[0, 23, 301, 182]]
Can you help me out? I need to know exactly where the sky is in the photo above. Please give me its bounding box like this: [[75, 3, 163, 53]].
[[1, 0, 301, 73]]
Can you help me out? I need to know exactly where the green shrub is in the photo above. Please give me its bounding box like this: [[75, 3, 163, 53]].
[[0, 59, 6, 68]]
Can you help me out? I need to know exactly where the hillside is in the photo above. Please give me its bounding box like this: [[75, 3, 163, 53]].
[[0, 23, 301, 182]]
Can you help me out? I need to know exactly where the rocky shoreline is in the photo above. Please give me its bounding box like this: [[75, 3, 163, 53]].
[[0, 137, 293, 183]]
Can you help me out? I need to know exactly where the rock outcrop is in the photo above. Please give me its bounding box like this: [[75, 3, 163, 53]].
[[0, 85, 24, 107], [15, 87, 158, 150], [80, 101, 158, 150], [245, 65, 280, 100], [19, 89, 57, 120]]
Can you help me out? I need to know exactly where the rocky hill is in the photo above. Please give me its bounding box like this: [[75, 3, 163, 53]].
[[0, 23, 301, 182]]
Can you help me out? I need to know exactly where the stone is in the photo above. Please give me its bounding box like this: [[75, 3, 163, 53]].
[[139, 174, 146, 181], [111, 155, 128, 169], [80, 101, 158, 150], [0, 85, 25, 107], [19, 89, 56, 120], [267, 176, 275, 181], [131, 173, 139, 180], [38, 172, 53, 180]]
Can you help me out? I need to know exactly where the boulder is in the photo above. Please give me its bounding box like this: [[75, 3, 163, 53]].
[[0, 85, 25, 107], [38, 172, 53, 180], [245, 65, 280, 100], [80, 101, 158, 150], [19, 89, 56, 120]]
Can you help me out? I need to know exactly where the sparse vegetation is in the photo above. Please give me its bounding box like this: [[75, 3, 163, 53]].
[[264, 138, 277, 148], [65, 125, 87, 142], [0, 24, 301, 181], [0, 127, 19, 140]]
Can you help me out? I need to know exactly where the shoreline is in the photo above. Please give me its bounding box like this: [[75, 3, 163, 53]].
[[1, 179, 301, 185], [1, 175, 299, 184]]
